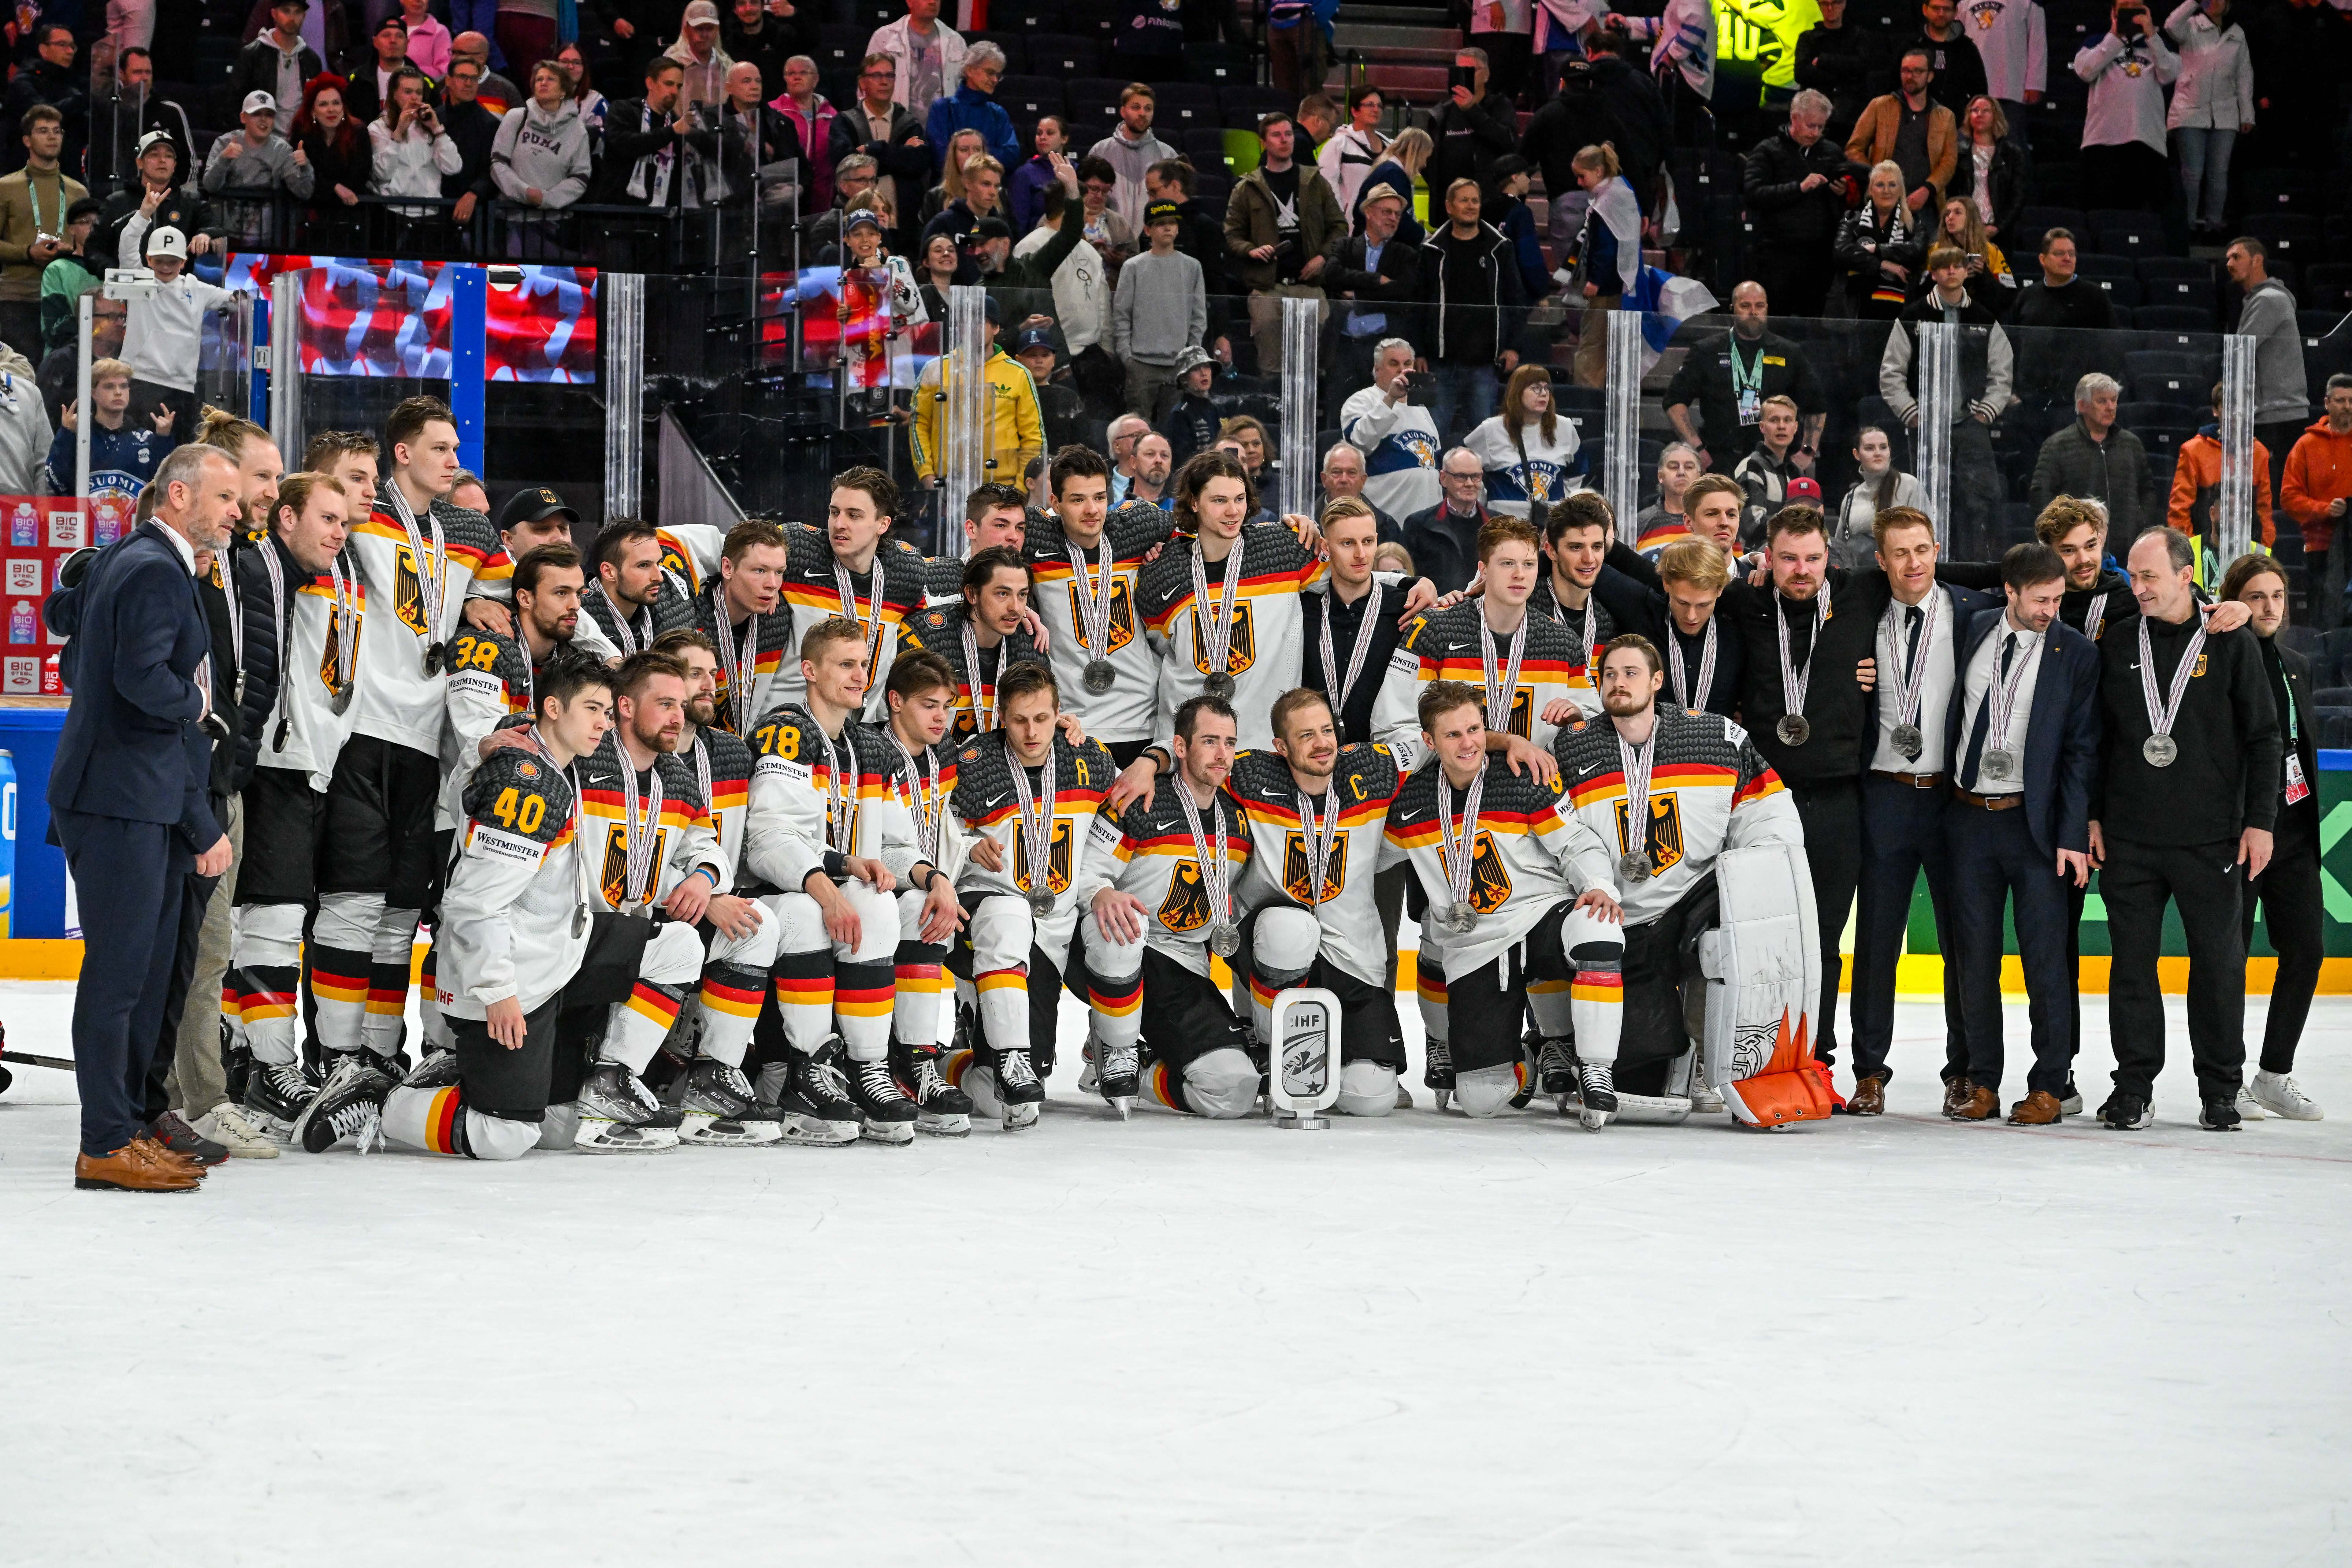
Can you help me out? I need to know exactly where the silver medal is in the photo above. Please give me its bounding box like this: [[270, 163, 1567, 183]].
[[1618, 853, 1652, 885], [1187, 537, 1247, 711], [1433, 763, 1486, 940], [1978, 747, 2016, 782], [2142, 734, 2178, 767], [1892, 723, 1923, 760], [2134, 617, 2206, 778], [1203, 671, 1235, 701], [1208, 920, 1240, 957], [1435, 900, 1480, 936], [1082, 658, 1116, 694], [1025, 887, 1057, 915], [1776, 714, 1811, 746]]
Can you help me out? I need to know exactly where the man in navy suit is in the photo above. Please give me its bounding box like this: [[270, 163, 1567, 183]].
[[1844, 505, 2000, 1116], [1941, 542, 2101, 1125], [48, 444, 243, 1191]]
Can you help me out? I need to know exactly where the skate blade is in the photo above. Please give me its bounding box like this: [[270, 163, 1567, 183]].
[[1578, 1106, 1614, 1132], [860, 1118, 916, 1146], [1433, 1089, 1452, 1112], [1393, 1085, 1414, 1109], [574, 1123, 681, 1154], [775, 1114, 861, 1146], [1688, 1093, 1725, 1114], [679, 1113, 782, 1146], [915, 1112, 972, 1137], [1104, 1094, 1134, 1121], [1001, 1103, 1040, 1131]]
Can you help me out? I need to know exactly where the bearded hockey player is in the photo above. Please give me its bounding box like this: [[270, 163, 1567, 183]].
[[1074, 694, 1257, 1119], [580, 517, 699, 658], [896, 545, 1044, 738], [1553, 636, 1831, 1128], [1381, 680, 1627, 1127]]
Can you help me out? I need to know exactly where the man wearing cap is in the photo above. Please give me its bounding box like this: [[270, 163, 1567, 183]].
[[0, 104, 88, 361], [202, 92, 313, 249], [121, 225, 234, 441], [232, 0, 323, 124], [100, 130, 215, 271], [1321, 181, 1420, 417], [1011, 327, 1083, 452], [1111, 198, 1207, 425], [1157, 345, 1221, 467], [496, 485, 581, 560]]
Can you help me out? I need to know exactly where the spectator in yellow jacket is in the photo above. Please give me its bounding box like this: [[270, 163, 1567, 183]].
[[910, 295, 1044, 489]]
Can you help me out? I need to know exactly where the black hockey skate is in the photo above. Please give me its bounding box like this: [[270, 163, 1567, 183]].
[[674, 1058, 781, 1146], [994, 1046, 1044, 1130], [894, 1044, 971, 1136], [1424, 1037, 1455, 1112], [1536, 1038, 1577, 1112], [297, 1057, 392, 1153], [1094, 1038, 1139, 1121], [846, 1055, 919, 1145], [771, 1043, 862, 1146], [574, 1061, 680, 1154], [243, 1059, 319, 1143], [1576, 1060, 1618, 1132]]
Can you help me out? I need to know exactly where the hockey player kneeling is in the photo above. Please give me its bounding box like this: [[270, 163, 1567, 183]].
[[1077, 694, 1260, 1119], [1553, 635, 1834, 1128], [1380, 680, 1628, 1128]]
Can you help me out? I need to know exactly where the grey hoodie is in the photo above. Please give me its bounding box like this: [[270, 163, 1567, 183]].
[[492, 100, 592, 210], [200, 129, 314, 237], [0, 342, 52, 497], [2236, 276, 2309, 427]]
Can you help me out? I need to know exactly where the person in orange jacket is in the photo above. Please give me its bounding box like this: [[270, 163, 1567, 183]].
[[2281, 373, 2352, 627], [2168, 380, 2274, 583]]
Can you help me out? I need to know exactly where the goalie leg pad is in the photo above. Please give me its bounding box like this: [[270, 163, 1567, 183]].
[[1702, 844, 1837, 1127]]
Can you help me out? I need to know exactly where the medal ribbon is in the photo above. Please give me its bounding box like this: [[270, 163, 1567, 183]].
[[1007, 745, 1059, 900], [1187, 538, 1248, 686], [1669, 618, 1717, 711], [1982, 627, 2037, 758], [960, 617, 1002, 731], [710, 590, 758, 732], [1775, 588, 1819, 723], [1172, 784, 1231, 931], [1481, 614, 1529, 734], [1295, 785, 1342, 907], [887, 728, 943, 862], [2137, 615, 2208, 747], [833, 563, 888, 672], [381, 481, 447, 653], [1436, 763, 1486, 913], [815, 723, 856, 853], [1316, 579, 1382, 726], [1616, 726, 1655, 861], [618, 756, 665, 907], [1882, 590, 1940, 735], [1068, 533, 1117, 658]]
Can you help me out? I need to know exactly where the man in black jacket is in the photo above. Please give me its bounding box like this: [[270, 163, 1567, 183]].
[[2008, 228, 2116, 427], [1419, 180, 1524, 444], [1793, 0, 1885, 142], [1397, 446, 1492, 595], [1145, 158, 1228, 289], [86, 49, 199, 201], [439, 56, 504, 238], [1879, 247, 2011, 561], [1583, 31, 1669, 213], [1521, 60, 1623, 255], [1, 23, 86, 179], [1322, 184, 1421, 419], [2091, 526, 2281, 1132], [97, 131, 217, 268], [232, 1, 324, 124], [828, 53, 931, 258], [1427, 47, 1519, 206], [1909, 0, 1990, 117], [1741, 92, 1853, 321], [1664, 282, 1829, 473]]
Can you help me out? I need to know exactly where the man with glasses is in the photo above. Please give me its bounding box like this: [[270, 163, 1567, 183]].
[[830, 53, 930, 254], [438, 55, 502, 236]]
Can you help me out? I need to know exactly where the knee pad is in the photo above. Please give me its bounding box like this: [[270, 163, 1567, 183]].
[[967, 895, 1035, 972], [312, 890, 381, 951], [835, 880, 900, 964], [1334, 1059, 1398, 1118], [641, 920, 707, 986], [1250, 906, 1320, 980], [529, 1105, 579, 1155], [762, 890, 830, 955], [229, 901, 304, 967], [707, 908, 783, 972], [1454, 1061, 1523, 1118], [1184, 1047, 1262, 1120], [1562, 905, 1627, 968], [1079, 909, 1144, 982], [373, 906, 422, 962]]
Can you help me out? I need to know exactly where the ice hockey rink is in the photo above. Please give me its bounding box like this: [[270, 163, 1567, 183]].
[[3, 978, 2346, 1566]]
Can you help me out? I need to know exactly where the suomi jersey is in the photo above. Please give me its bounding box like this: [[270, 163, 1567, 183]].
[[1227, 744, 1403, 990], [345, 485, 512, 755], [243, 537, 363, 788], [896, 600, 1046, 740], [1022, 500, 1176, 743], [1134, 523, 1330, 749], [570, 730, 726, 913], [946, 729, 1117, 917], [436, 745, 589, 1017], [680, 724, 755, 888], [1371, 600, 1589, 772], [741, 703, 927, 897], [1078, 784, 1254, 978], [768, 524, 929, 718], [1380, 753, 1616, 980]]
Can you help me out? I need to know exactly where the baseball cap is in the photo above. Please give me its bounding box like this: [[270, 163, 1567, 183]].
[[972, 215, 1013, 241], [1172, 344, 1214, 377], [144, 225, 187, 261], [496, 486, 580, 533], [682, 0, 721, 25], [1014, 326, 1055, 355], [1143, 199, 1181, 227], [1785, 477, 1824, 504], [242, 90, 278, 116], [844, 208, 884, 233], [135, 128, 176, 159]]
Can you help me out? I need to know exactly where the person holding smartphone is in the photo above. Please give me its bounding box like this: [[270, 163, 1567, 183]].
[[370, 65, 460, 241], [2073, 0, 2179, 214]]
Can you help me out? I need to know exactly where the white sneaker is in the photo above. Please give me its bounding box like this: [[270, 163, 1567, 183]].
[[193, 1101, 282, 1158], [2235, 1085, 2267, 1121], [2249, 1070, 2324, 1122]]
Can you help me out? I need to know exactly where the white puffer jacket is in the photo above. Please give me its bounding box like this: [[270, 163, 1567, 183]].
[[2163, 0, 2255, 131]]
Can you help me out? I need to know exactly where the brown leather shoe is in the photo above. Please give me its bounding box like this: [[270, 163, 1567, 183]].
[[132, 1134, 207, 1179], [76, 1145, 201, 1192], [1847, 1072, 1888, 1116], [1951, 1084, 1999, 1121], [2008, 1090, 2064, 1125], [1941, 1076, 1974, 1118]]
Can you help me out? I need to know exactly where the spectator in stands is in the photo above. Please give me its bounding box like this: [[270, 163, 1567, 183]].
[[235, 1, 324, 125], [1318, 87, 1388, 217], [1880, 243, 2011, 559], [558, 45, 607, 132], [1487, 156, 1551, 302], [437, 54, 505, 235], [46, 356, 168, 498], [40, 294, 121, 428], [1131, 431, 1174, 508], [1340, 336, 1443, 524], [2170, 379, 2275, 550], [1566, 144, 1636, 389], [765, 56, 831, 213], [1159, 345, 1221, 465], [0, 337, 41, 506], [1295, 94, 1339, 154], [1826, 425, 1928, 567], [0, 106, 88, 361], [925, 39, 1017, 178], [1620, 0, 1716, 147], [910, 295, 1042, 489], [1836, 160, 1926, 320], [493, 60, 594, 226], [1953, 95, 2024, 247], [2283, 374, 2352, 627], [1425, 177, 1524, 442], [1324, 184, 1422, 416], [1398, 446, 1493, 594], [1015, 159, 1117, 414], [868, 0, 964, 126], [1959, 0, 2046, 132], [1473, 0, 1536, 106], [2166, 0, 2256, 239], [1846, 47, 1953, 217], [87, 49, 197, 202], [1320, 440, 1399, 538], [1228, 112, 1342, 379], [1114, 199, 1209, 422], [202, 91, 312, 250], [592, 59, 711, 209], [1581, 29, 1669, 214], [1105, 414, 1149, 502], [1013, 326, 1084, 453], [920, 128, 986, 230], [1426, 48, 1518, 206], [1795, 0, 1886, 144], [398, 0, 455, 80], [1271, 2, 1338, 99], [1075, 156, 1137, 270], [295, 76, 371, 251], [1009, 117, 1065, 236], [1520, 60, 1614, 256], [39, 198, 104, 353], [831, 54, 930, 253], [1633, 441, 1700, 553], [723, 0, 806, 98], [0, 24, 87, 181], [449, 33, 520, 117], [916, 230, 958, 321], [2010, 226, 2112, 329], [374, 67, 463, 241], [2030, 371, 2159, 536], [664, 1, 735, 109], [1911, 0, 1989, 115], [343, 15, 414, 127], [2074, 2, 2178, 214], [1930, 195, 2014, 308], [1732, 395, 1818, 543], [2226, 237, 2309, 492], [121, 226, 233, 439], [1090, 84, 1180, 233], [810, 157, 880, 260], [1352, 126, 1431, 250], [1146, 160, 1228, 295], [1467, 362, 1581, 518], [1742, 89, 1851, 320], [923, 152, 1006, 269], [100, 132, 214, 270], [1664, 280, 1828, 473], [1220, 415, 1273, 495]]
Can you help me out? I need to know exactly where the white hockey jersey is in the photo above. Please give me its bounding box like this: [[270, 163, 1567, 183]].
[[345, 485, 513, 756], [680, 723, 755, 889], [1227, 743, 1404, 990], [435, 744, 590, 1017], [769, 525, 929, 718], [1023, 499, 1179, 743], [1134, 522, 1330, 749], [1077, 784, 1254, 978], [571, 730, 726, 913], [946, 729, 1118, 917], [742, 704, 929, 896], [1372, 599, 1592, 772], [240, 535, 362, 790]]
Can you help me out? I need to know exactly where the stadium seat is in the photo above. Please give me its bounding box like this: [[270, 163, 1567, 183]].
[[814, 24, 868, 72], [2304, 308, 2350, 337], [2131, 306, 2219, 334], [1151, 82, 1220, 132], [2079, 269, 2143, 309], [994, 0, 1067, 32], [2136, 256, 2215, 316], [2240, 167, 2323, 217], [2124, 351, 2208, 406], [968, 33, 1031, 71], [997, 76, 1066, 124], [2305, 263, 2352, 315], [1179, 127, 1231, 173], [2247, 215, 2322, 269], [1026, 34, 1103, 76], [1180, 43, 1252, 87], [1220, 85, 1292, 126], [2089, 210, 2164, 259]]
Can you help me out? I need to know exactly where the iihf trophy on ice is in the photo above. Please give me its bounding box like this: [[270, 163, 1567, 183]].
[[1266, 987, 1342, 1131]]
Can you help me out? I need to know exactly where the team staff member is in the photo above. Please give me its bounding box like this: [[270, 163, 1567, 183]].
[[1940, 544, 2100, 1125], [49, 444, 240, 1192], [2090, 527, 2280, 1133], [2220, 555, 2325, 1122]]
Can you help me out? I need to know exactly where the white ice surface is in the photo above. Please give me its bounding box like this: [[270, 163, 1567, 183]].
[[2, 979, 2347, 1567]]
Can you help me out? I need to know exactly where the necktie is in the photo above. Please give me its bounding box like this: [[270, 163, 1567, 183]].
[[1958, 632, 2014, 790], [1904, 604, 1922, 670]]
